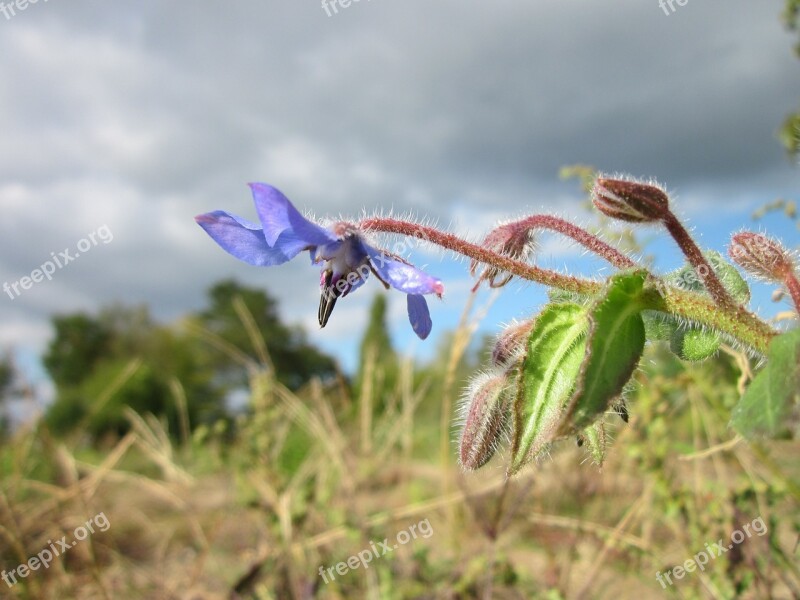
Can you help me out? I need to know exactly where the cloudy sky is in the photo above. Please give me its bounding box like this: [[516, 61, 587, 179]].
[[1, 1, 799, 397]]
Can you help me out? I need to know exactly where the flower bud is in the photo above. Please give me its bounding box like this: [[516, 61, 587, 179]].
[[458, 373, 510, 470], [728, 232, 795, 282], [592, 177, 670, 223], [470, 220, 537, 289], [491, 319, 535, 366]]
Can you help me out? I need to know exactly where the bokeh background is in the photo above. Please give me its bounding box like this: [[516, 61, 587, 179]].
[[1, 1, 799, 599]]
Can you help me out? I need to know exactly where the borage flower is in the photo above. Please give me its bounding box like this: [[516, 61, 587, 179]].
[[195, 183, 444, 339]]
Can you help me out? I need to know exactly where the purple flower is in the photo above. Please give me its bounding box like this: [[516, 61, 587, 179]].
[[195, 183, 444, 339]]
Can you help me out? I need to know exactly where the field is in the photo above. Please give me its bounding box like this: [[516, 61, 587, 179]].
[[2, 306, 798, 600]]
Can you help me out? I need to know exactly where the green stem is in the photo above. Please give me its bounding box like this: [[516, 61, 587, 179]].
[[643, 283, 776, 354]]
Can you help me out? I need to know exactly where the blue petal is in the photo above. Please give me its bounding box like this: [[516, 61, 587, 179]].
[[195, 211, 292, 266], [407, 294, 432, 339], [364, 244, 444, 296], [249, 184, 337, 259]]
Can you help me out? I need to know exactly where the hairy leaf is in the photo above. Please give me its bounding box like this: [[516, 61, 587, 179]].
[[731, 328, 800, 439], [558, 271, 647, 434], [582, 421, 607, 467], [510, 303, 587, 475]]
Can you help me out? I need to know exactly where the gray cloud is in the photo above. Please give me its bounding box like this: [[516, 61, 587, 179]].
[[1, 0, 797, 375]]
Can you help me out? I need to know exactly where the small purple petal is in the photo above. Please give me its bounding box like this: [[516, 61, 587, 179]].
[[407, 294, 433, 339], [364, 245, 444, 296], [249, 183, 337, 253], [195, 211, 291, 266]]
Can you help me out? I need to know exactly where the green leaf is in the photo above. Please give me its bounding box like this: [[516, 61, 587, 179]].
[[666, 250, 750, 304], [558, 271, 647, 434], [707, 251, 751, 304], [510, 303, 588, 475], [731, 328, 800, 439], [582, 421, 607, 467]]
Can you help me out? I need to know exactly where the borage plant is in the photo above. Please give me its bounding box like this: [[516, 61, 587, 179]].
[[196, 176, 800, 477]]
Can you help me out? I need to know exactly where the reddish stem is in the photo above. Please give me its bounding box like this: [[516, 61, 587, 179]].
[[359, 218, 602, 296], [782, 269, 800, 315], [662, 214, 736, 309], [518, 215, 636, 269]]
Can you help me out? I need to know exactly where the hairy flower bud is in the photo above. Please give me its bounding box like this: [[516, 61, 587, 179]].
[[592, 177, 670, 223], [491, 319, 535, 366], [458, 373, 510, 470], [470, 220, 537, 289], [728, 232, 795, 282]]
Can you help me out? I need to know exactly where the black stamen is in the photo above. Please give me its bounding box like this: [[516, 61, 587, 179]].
[[318, 271, 337, 327]]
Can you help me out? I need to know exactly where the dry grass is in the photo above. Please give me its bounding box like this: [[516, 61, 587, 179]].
[[1, 305, 798, 600]]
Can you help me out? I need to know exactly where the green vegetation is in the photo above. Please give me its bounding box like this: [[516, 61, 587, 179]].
[[780, 0, 800, 158]]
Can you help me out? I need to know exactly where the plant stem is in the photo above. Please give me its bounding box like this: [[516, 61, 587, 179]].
[[360, 217, 778, 354], [662, 214, 737, 309], [646, 284, 777, 354], [361, 218, 603, 296], [782, 270, 800, 316], [518, 215, 636, 269]]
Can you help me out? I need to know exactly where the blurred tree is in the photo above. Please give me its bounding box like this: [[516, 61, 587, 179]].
[[785, 0, 800, 56], [360, 295, 393, 357], [195, 280, 337, 390], [0, 354, 13, 397], [0, 352, 14, 437], [780, 0, 800, 157], [44, 306, 224, 441], [43, 314, 111, 387], [355, 293, 398, 407], [43, 282, 338, 440]]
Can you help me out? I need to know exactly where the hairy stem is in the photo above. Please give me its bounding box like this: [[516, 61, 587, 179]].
[[518, 215, 636, 269], [646, 284, 777, 354], [782, 270, 800, 316], [361, 217, 777, 353], [361, 217, 603, 295], [663, 214, 737, 309]]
